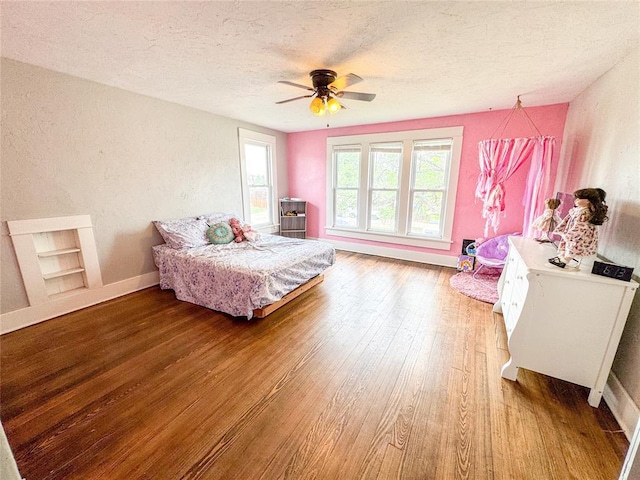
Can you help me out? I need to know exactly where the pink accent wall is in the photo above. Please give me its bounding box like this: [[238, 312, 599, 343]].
[[287, 104, 569, 257]]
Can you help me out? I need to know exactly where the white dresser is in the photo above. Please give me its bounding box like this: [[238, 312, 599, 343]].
[[494, 236, 638, 407]]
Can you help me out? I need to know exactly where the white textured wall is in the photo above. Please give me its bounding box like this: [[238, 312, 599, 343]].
[[555, 47, 640, 406], [1, 58, 287, 314]]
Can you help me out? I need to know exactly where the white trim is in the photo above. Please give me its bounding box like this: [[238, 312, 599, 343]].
[[318, 237, 458, 268], [604, 371, 640, 440], [1, 271, 159, 335], [619, 417, 640, 480], [325, 227, 453, 250], [7, 214, 93, 235]]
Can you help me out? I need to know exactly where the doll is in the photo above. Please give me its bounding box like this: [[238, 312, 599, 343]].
[[548, 188, 608, 269], [532, 198, 562, 242]]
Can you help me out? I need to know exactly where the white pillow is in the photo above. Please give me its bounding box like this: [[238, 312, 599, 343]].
[[153, 217, 209, 249], [198, 212, 242, 225]]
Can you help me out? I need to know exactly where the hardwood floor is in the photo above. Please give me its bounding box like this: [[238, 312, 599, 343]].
[[1, 251, 628, 479]]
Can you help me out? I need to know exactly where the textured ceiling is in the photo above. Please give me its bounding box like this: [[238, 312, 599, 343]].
[[2, 1, 639, 133]]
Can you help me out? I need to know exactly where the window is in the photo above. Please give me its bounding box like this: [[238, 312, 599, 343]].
[[369, 142, 402, 233], [239, 129, 278, 228], [326, 127, 463, 250], [409, 139, 452, 236]]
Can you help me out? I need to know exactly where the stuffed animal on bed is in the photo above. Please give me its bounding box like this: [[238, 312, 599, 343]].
[[242, 224, 260, 242], [228, 218, 260, 243], [228, 218, 245, 242]]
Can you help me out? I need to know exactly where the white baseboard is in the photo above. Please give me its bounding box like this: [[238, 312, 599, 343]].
[[0, 271, 159, 335], [321, 238, 458, 268], [604, 371, 640, 440]]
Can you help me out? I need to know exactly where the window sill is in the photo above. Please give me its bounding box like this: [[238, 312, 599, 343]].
[[256, 224, 279, 234], [325, 227, 453, 250]]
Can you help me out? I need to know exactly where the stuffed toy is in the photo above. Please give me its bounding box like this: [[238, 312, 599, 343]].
[[242, 224, 260, 242], [228, 217, 260, 243], [228, 218, 246, 242]]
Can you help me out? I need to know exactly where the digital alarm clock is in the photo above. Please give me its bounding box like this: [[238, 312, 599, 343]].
[[591, 261, 634, 282]]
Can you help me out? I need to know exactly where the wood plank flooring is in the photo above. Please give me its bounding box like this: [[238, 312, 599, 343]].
[[0, 251, 629, 479]]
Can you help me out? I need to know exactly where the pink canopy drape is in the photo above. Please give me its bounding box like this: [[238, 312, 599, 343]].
[[475, 136, 555, 237], [522, 136, 556, 237]]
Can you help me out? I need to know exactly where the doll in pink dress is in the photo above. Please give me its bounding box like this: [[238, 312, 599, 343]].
[[548, 188, 608, 269], [532, 198, 562, 242]]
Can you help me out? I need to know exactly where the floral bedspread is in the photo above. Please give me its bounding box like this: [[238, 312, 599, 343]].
[[152, 234, 336, 318]]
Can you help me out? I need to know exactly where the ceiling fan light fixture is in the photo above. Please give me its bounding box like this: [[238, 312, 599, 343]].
[[309, 96, 326, 116], [327, 97, 341, 114], [279, 69, 375, 117]]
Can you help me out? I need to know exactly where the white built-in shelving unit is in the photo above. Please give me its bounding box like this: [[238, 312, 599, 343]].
[[8, 215, 103, 305]]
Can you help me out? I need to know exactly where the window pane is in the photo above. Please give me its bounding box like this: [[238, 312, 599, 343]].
[[410, 191, 443, 236], [371, 154, 400, 189], [336, 149, 360, 188], [370, 190, 397, 232], [335, 189, 358, 227], [249, 186, 270, 225], [370, 143, 401, 188], [413, 150, 448, 190], [245, 144, 269, 186]]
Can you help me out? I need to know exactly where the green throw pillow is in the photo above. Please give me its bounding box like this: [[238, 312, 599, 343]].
[[207, 222, 234, 244]]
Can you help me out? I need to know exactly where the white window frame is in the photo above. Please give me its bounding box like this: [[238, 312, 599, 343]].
[[326, 127, 463, 250], [238, 128, 278, 229]]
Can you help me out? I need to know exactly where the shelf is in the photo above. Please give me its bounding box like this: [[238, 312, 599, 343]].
[[42, 267, 85, 280], [280, 199, 307, 239], [49, 286, 88, 301], [38, 247, 82, 258]]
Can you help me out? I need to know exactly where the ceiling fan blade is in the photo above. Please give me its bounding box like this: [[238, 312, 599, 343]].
[[275, 94, 313, 104], [336, 91, 376, 102], [330, 73, 363, 91], [277, 80, 314, 91]]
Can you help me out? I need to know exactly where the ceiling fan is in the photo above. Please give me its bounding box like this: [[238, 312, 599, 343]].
[[276, 69, 376, 116]]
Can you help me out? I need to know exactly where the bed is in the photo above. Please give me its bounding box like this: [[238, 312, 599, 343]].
[[152, 213, 336, 319]]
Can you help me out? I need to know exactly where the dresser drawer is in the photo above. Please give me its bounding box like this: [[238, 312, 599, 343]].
[[501, 253, 529, 336], [504, 290, 525, 335]]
